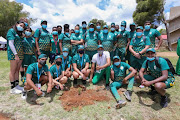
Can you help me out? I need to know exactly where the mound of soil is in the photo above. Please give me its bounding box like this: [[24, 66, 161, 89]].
[[59, 87, 111, 111], [0, 113, 10, 120]]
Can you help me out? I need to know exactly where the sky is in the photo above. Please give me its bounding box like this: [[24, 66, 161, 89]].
[[9, 0, 180, 32]]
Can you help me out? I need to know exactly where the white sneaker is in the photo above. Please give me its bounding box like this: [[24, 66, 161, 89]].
[[21, 91, 27, 100], [10, 87, 23, 94], [15, 85, 24, 91]]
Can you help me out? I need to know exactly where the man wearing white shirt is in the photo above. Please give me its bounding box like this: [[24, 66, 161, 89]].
[[89, 45, 111, 90]]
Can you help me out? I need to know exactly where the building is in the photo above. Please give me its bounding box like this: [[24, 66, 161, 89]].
[[167, 6, 180, 50]]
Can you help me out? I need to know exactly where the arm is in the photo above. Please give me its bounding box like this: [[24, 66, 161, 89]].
[[149, 70, 168, 84], [129, 45, 136, 55], [89, 62, 95, 81], [155, 35, 163, 50], [47, 71, 52, 93], [59, 40, 63, 53], [35, 37, 41, 55], [139, 67, 146, 82], [139, 45, 150, 55], [126, 38, 130, 51], [99, 58, 111, 69], [73, 63, 83, 76], [111, 68, 114, 80], [71, 39, 83, 45], [98, 40, 101, 45], [9, 40, 19, 60], [124, 67, 137, 80], [84, 62, 89, 70]]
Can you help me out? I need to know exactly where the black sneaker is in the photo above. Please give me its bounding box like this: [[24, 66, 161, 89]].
[[73, 79, 78, 88], [160, 95, 168, 108], [105, 84, 110, 90], [82, 79, 86, 85]]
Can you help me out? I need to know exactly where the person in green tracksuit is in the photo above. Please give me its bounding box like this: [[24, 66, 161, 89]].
[[70, 25, 84, 56], [129, 26, 151, 71], [127, 22, 136, 64], [83, 23, 99, 60], [115, 24, 119, 32], [80, 21, 87, 37], [50, 55, 68, 90], [72, 45, 90, 87], [6, 20, 25, 94], [110, 22, 119, 37], [34, 20, 51, 57], [176, 37, 180, 75], [139, 48, 175, 108], [110, 56, 136, 109], [57, 25, 62, 38], [60, 48, 72, 78], [49, 27, 61, 64], [99, 25, 116, 60], [22, 27, 37, 73], [96, 21, 102, 35], [59, 24, 72, 56], [116, 21, 130, 62], [143, 21, 163, 50], [89, 45, 111, 90]]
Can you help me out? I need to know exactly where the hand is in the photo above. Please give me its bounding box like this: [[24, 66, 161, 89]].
[[134, 53, 141, 59], [47, 86, 52, 93], [89, 78, 92, 83], [81, 68, 86, 73], [55, 78, 59, 81], [59, 84, 64, 90], [15, 54, 20, 61], [36, 89, 43, 96], [154, 47, 159, 51], [96, 65, 102, 70], [37, 51, 41, 55], [122, 78, 128, 84], [141, 78, 147, 84], [142, 81, 152, 87]]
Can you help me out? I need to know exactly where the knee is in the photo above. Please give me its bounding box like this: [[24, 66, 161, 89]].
[[154, 83, 164, 89], [73, 72, 79, 79], [60, 76, 68, 84]]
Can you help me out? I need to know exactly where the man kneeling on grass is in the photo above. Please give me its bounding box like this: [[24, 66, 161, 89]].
[[139, 48, 175, 108], [110, 56, 136, 109], [21, 54, 52, 99], [50, 55, 68, 90]]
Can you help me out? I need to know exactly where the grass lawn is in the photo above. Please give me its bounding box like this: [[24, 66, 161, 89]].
[[0, 51, 180, 120]]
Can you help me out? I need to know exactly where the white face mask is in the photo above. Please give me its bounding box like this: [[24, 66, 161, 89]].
[[98, 50, 103, 55]]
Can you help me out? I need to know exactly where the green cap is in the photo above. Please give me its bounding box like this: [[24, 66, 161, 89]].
[[41, 20, 47, 24], [89, 23, 94, 26], [63, 48, 69, 52], [113, 56, 120, 60], [136, 26, 143, 30], [103, 25, 108, 28], [146, 48, 156, 53], [111, 23, 115, 26], [98, 44, 104, 49], [55, 55, 62, 60], [130, 22, 136, 26], [78, 45, 84, 50], [38, 54, 47, 59], [121, 21, 126, 26]]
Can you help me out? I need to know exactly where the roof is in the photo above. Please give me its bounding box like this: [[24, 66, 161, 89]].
[[167, 6, 180, 22]]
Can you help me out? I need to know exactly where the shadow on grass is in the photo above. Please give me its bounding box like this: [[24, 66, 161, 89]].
[[135, 90, 171, 110]]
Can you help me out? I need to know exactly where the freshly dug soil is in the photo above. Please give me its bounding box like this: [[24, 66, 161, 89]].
[[0, 113, 11, 120], [59, 87, 111, 111]]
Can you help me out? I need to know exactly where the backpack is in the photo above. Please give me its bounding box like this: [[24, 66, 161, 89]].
[[146, 57, 176, 75]]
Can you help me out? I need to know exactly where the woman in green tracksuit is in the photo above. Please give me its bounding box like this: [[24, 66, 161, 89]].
[[70, 25, 84, 56], [34, 20, 51, 57], [176, 37, 180, 75], [6, 20, 25, 94], [110, 56, 136, 109]]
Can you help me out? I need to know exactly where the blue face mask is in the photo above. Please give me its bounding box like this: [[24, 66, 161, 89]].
[[65, 32, 69, 36], [103, 29, 108, 34], [89, 28, 94, 32], [24, 22, 28, 27], [145, 25, 150, 30], [121, 26, 125, 31], [25, 31, 31, 36], [111, 27, 115, 31], [52, 31, 58, 35], [82, 24, 86, 28], [63, 52, 68, 57], [16, 25, 24, 31], [114, 62, 120, 66], [147, 57, 155, 61], [75, 30, 79, 33], [42, 24, 47, 29], [136, 32, 142, 37], [96, 26, 101, 29]]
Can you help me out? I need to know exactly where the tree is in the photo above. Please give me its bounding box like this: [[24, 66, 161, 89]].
[[0, 0, 34, 38], [89, 19, 107, 30], [133, 0, 172, 50], [159, 29, 166, 35]]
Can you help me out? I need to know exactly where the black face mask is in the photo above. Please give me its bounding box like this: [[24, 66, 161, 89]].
[[58, 30, 62, 34], [39, 60, 46, 66], [56, 61, 61, 66], [116, 29, 119, 32], [130, 26, 135, 31], [79, 50, 84, 54]]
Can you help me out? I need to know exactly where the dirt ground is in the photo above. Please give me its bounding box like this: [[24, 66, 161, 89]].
[[157, 52, 178, 57], [0, 113, 11, 120]]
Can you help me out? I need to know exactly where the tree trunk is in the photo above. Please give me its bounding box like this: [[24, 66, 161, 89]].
[[164, 21, 172, 51]]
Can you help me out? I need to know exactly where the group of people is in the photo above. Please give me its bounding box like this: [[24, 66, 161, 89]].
[[6, 18, 175, 109]]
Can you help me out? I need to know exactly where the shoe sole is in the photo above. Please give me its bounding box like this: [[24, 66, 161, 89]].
[[123, 93, 131, 101], [116, 101, 127, 109]]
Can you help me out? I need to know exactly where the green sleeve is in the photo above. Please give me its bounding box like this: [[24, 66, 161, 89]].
[[160, 58, 170, 71], [59, 33, 64, 40], [26, 65, 34, 75], [70, 34, 74, 39], [177, 39, 180, 56], [141, 60, 147, 68], [6, 29, 15, 40], [155, 29, 161, 37], [49, 66, 54, 76], [72, 55, 77, 63], [44, 64, 49, 72], [127, 31, 131, 39], [129, 39, 133, 45], [68, 56, 72, 68], [86, 54, 90, 63], [145, 36, 151, 45], [34, 29, 40, 38], [124, 62, 131, 69]]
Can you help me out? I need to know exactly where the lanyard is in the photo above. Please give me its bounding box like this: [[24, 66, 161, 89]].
[[37, 63, 43, 83], [56, 65, 61, 78], [62, 57, 68, 70], [79, 55, 84, 70]]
